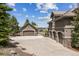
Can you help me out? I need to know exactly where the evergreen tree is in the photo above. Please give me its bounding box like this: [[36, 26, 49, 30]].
[[72, 8, 79, 47], [24, 19, 30, 26], [0, 3, 13, 46], [10, 16, 19, 35], [31, 21, 37, 27]]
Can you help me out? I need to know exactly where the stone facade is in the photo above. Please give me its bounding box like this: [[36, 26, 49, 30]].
[[48, 11, 76, 48]]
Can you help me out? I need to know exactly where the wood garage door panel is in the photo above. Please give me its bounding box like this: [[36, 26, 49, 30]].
[[23, 31, 34, 36]]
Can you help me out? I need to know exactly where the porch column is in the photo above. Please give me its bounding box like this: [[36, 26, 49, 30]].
[[52, 21, 55, 28], [48, 30, 52, 38], [52, 20, 55, 30]]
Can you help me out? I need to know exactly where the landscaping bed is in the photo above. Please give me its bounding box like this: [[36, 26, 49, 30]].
[[0, 42, 33, 56], [0, 47, 33, 56]]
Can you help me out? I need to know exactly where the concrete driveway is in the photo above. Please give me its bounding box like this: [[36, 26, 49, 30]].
[[10, 36, 79, 56]]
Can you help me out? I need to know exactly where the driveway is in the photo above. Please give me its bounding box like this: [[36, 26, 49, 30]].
[[10, 36, 79, 56]]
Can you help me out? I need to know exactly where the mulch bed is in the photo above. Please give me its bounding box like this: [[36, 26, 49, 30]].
[[68, 47, 79, 52]]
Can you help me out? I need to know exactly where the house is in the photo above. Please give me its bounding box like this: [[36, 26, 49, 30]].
[[20, 23, 38, 36], [48, 11, 76, 48], [38, 27, 48, 36], [38, 27, 47, 32]]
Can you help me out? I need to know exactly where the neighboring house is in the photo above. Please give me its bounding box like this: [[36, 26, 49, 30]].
[[38, 27, 48, 36], [20, 23, 38, 36], [48, 11, 76, 48], [38, 27, 47, 32]]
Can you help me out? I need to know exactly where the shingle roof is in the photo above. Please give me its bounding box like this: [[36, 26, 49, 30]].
[[53, 11, 76, 17], [20, 23, 37, 31], [49, 11, 76, 22]]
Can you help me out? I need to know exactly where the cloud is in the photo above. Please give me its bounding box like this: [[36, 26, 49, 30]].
[[73, 4, 78, 8], [40, 10, 48, 13], [38, 13, 51, 22], [6, 3, 16, 7], [44, 3, 58, 10], [48, 13, 51, 17], [36, 3, 42, 10], [32, 15, 35, 18], [29, 3, 33, 5], [23, 8, 27, 11], [69, 5, 73, 8], [69, 4, 77, 11], [25, 15, 29, 18], [13, 8, 16, 11], [38, 16, 50, 20], [12, 13, 22, 16], [35, 3, 58, 13]]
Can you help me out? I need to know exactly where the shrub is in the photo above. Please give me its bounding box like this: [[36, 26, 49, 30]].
[[0, 38, 9, 47]]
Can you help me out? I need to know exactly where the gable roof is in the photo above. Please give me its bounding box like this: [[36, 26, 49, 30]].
[[20, 23, 37, 31], [53, 11, 76, 17], [72, 8, 79, 13], [50, 11, 76, 22]]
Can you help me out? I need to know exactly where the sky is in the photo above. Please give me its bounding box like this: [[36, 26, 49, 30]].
[[7, 3, 76, 28]]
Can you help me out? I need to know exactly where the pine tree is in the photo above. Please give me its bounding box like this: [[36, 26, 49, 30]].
[[23, 19, 30, 26], [0, 3, 13, 46], [31, 21, 37, 27], [10, 16, 19, 36]]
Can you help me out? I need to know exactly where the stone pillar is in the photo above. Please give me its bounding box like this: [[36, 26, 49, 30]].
[[63, 25, 74, 48], [49, 30, 52, 38], [56, 32, 59, 42], [48, 18, 55, 39], [52, 18, 55, 30], [51, 19, 55, 39], [51, 30, 55, 40]]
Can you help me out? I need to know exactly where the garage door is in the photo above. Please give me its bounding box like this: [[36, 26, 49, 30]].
[[23, 31, 34, 36]]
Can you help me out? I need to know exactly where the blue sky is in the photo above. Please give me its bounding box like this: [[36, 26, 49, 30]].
[[7, 3, 75, 28]]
